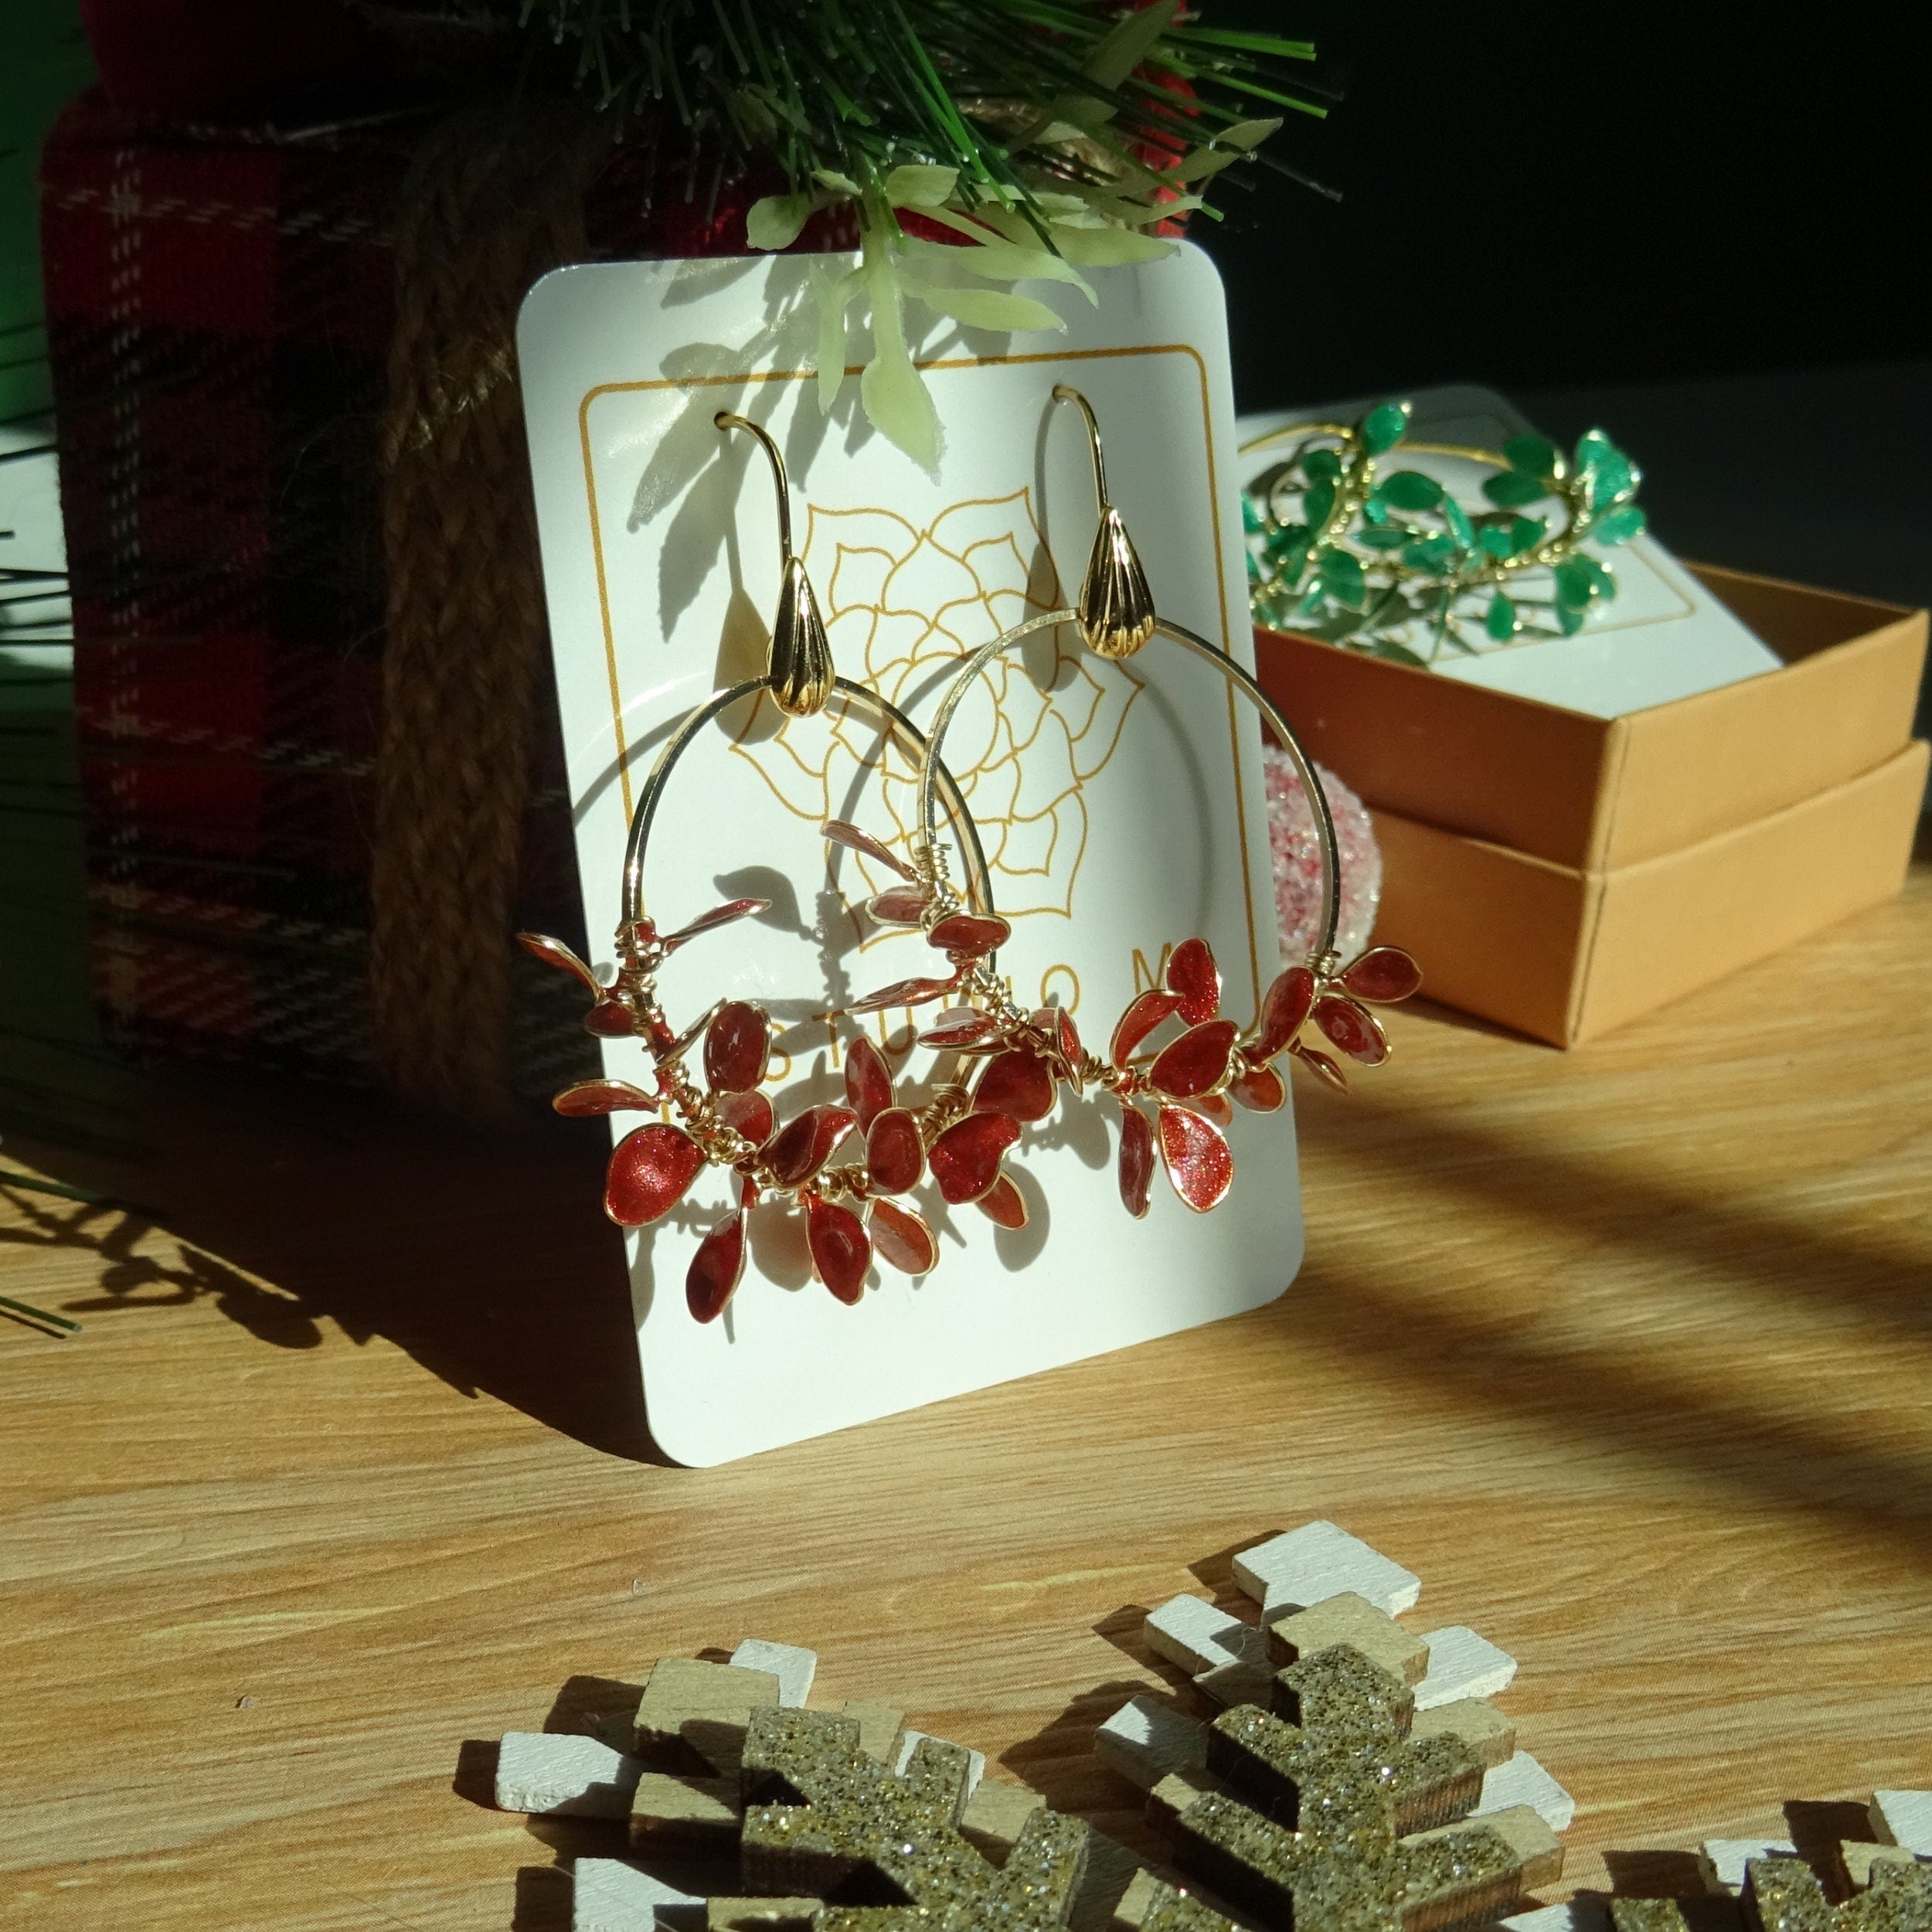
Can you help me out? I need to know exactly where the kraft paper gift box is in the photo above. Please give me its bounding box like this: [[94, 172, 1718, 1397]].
[[1253, 565, 1928, 1045]]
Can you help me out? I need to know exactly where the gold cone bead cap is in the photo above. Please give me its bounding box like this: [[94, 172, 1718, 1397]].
[[1077, 505, 1156, 658], [770, 556, 835, 716]]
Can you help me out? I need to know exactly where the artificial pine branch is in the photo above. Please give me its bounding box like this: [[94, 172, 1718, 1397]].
[[523, 1, 1328, 464]]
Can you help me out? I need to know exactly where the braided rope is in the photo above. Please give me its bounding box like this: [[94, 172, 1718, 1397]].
[[369, 103, 611, 1117]]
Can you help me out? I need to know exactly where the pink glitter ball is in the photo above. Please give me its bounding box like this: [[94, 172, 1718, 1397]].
[[1264, 747, 1383, 963]]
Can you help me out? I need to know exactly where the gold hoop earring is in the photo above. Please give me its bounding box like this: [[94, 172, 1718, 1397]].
[[519, 413, 1039, 1321], [830, 386, 1423, 1222]]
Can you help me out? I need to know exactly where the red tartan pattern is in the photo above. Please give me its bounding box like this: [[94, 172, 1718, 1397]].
[[39, 92, 812, 1097]]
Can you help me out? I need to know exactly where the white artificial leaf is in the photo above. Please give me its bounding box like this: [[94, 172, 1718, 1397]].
[[746, 192, 814, 252], [1047, 223, 1177, 267], [1083, 0, 1176, 89], [904, 280, 1066, 334], [903, 233, 1096, 301], [1169, 117, 1284, 184], [903, 202, 1006, 247], [860, 330, 940, 471], [860, 226, 940, 471], [1213, 117, 1284, 153], [1090, 192, 1207, 227], [809, 262, 858, 413], [882, 163, 960, 209]]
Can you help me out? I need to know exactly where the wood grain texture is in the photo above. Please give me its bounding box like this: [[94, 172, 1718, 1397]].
[[3, 863, 1930, 1930]]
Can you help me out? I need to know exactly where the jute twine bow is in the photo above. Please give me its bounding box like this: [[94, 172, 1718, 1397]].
[[370, 104, 611, 1119]]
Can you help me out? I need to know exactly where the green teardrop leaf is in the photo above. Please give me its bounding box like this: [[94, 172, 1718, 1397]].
[[1357, 527, 1410, 549], [1377, 470, 1443, 511], [1241, 492, 1267, 534], [1269, 539, 1311, 586], [1304, 447, 1342, 482], [1317, 549, 1367, 607], [1362, 497, 1389, 526], [1556, 598, 1588, 636], [1508, 514, 1547, 554], [1304, 480, 1337, 527], [1485, 592, 1516, 641], [1593, 504, 1647, 546], [1587, 449, 1635, 509], [1442, 496, 1475, 548], [1482, 471, 1547, 509], [1400, 535, 1458, 573], [1478, 526, 1513, 560], [1362, 402, 1410, 454], [1554, 555, 1600, 608], [1503, 434, 1561, 481]]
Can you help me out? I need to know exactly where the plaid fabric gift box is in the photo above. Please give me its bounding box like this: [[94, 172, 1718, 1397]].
[[39, 89, 796, 1116]]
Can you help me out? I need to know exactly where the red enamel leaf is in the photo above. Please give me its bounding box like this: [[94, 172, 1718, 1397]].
[[806, 1192, 872, 1304], [1292, 1040, 1349, 1092], [927, 911, 1012, 957], [867, 886, 930, 925], [553, 1078, 657, 1116], [715, 1088, 774, 1147], [846, 975, 957, 1015], [1032, 1005, 1083, 1078], [975, 1173, 1029, 1230], [823, 819, 913, 879], [1165, 937, 1222, 1025], [843, 1033, 896, 1130], [919, 1007, 1002, 1049], [1183, 1091, 1234, 1128], [1314, 994, 1389, 1066], [662, 897, 769, 948], [518, 931, 602, 998], [1340, 945, 1423, 1005], [703, 1000, 770, 1094], [604, 1123, 706, 1226], [585, 996, 638, 1038], [1254, 964, 1318, 1060], [869, 1197, 938, 1277], [685, 1203, 747, 1323], [973, 1048, 1056, 1124], [1118, 1104, 1155, 1219], [1149, 1019, 1240, 1100], [928, 1111, 1022, 1204], [658, 1005, 713, 1066], [1158, 1104, 1233, 1214], [866, 1106, 924, 1194], [764, 1104, 859, 1188], [1230, 1063, 1288, 1114], [1111, 988, 1185, 1065]]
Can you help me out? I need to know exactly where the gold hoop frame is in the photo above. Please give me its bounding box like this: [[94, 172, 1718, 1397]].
[[842, 386, 1423, 1220]]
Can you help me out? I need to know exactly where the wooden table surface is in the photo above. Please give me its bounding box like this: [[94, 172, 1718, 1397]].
[[4, 861, 1930, 1932]]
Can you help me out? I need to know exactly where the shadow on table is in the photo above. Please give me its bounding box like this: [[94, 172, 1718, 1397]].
[[1277, 1086, 1932, 1562], [5, 1061, 663, 1463], [11, 917, 1932, 1506]]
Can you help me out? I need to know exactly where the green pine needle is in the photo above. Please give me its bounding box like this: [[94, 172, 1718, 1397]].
[[524, 0, 1327, 213]]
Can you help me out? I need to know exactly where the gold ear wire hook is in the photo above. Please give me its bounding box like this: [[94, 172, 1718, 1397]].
[[1053, 383, 1156, 658], [716, 410, 834, 716]]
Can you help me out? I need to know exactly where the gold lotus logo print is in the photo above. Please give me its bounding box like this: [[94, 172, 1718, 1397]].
[[727, 488, 1142, 929]]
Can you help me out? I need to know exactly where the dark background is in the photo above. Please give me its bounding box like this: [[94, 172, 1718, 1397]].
[[1194, 5, 1931, 634], [1199, 2, 1925, 401]]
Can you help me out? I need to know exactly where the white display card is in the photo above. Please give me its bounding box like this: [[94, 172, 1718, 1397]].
[[1236, 384, 1784, 719], [518, 245, 1300, 1465]]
